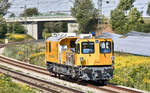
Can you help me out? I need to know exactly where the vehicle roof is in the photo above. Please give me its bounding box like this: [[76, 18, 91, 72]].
[[47, 36, 79, 42], [47, 36, 62, 41], [47, 36, 112, 42]]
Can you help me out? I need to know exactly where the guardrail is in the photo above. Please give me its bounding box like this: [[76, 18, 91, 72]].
[[6, 16, 76, 22]]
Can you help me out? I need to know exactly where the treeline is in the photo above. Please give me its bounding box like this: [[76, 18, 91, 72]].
[[71, 0, 150, 35], [0, 19, 25, 39], [0, 0, 25, 39], [1, 0, 150, 40]]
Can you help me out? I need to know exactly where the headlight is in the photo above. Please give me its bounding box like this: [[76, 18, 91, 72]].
[[80, 57, 84, 61], [111, 56, 115, 61]]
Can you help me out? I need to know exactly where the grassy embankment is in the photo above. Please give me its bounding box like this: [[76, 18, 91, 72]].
[[0, 34, 33, 44], [3, 41, 45, 67], [110, 53, 150, 92], [1, 38, 43, 93], [0, 73, 35, 93]]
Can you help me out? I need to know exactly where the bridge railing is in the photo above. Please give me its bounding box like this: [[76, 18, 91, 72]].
[[6, 15, 73, 19], [5, 15, 75, 22]]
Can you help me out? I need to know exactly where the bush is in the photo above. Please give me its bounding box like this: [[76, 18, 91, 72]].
[[42, 31, 51, 39], [0, 39, 5, 43], [135, 23, 150, 33]]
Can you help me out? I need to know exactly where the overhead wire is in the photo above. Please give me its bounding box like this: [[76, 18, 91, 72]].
[[9, 0, 150, 9], [7, 0, 150, 16]]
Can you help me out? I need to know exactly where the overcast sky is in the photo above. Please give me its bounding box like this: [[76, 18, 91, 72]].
[[7, 0, 150, 17]]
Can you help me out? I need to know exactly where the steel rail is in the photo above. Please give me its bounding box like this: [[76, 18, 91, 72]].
[[106, 84, 143, 93], [0, 55, 49, 74], [0, 66, 83, 93], [87, 84, 118, 93]]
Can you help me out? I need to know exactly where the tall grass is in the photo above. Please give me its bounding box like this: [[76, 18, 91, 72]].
[[3, 41, 45, 67], [0, 73, 35, 93], [110, 53, 150, 91]]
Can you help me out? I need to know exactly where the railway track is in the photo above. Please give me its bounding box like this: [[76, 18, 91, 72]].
[[0, 39, 45, 48], [86, 83, 145, 93], [0, 66, 83, 93], [0, 41, 25, 48], [0, 55, 49, 75], [0, 45, 4, 48], [0, 55, 147, 93]]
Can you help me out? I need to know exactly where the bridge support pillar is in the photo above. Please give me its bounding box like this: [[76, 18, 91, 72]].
[[23, 22, 38, 40]]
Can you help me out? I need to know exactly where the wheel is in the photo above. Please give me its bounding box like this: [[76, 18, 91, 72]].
[[102, 80, 107, 85], [58, 74, 61, 78], [98, 80, 107, 85], [54, 73, 57, 77]]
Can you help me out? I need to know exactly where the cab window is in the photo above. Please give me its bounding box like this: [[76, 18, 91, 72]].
[[112, 41, 114, 53], [82, 42, 94, 54], [49, 42, 51, 52], [100, 41, 111, 53]]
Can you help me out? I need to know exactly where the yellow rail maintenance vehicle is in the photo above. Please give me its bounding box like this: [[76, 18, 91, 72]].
[[46, 33, 114, 82]]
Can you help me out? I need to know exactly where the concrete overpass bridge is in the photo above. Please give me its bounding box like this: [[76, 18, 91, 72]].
[[6, 16, 78, 40]]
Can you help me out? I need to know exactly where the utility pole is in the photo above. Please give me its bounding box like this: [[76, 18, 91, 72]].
[[37, 0, 39, 11], [24, 1, 27, 63], [97, 0, 102, 35]]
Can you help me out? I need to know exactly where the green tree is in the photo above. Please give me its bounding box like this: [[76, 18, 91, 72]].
[[0, 16, 7, 38], [9, 13, 15, 17], [147, 2, 150, 16], [110, 9, 128, 34], [0, 0, 11, 39], [110, 0, 144, 34], [71, 0, 98, 33], [117, 0, 135, 11], [0, 23, 7, 38], [128, 8, 143, 31], [20, 8, 39, 17], [0, 0, 11, 16]]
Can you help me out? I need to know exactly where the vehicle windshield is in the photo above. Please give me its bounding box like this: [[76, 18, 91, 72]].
[[82, 42, 94, 54], [100, 41, 111, 53]]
